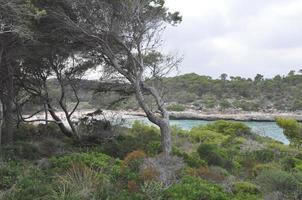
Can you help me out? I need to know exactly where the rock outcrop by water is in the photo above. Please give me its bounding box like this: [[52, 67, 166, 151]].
[[169, 111, 302, 122], [24, 109, 302, 123], [126, 110, 302, 122]]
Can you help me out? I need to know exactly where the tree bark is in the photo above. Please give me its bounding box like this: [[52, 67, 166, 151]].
[[2, 97, 15, 144], [159, 119, 172, 156], [57, 77, 79, 139], [47, 103, 74, 138], [44, 103, 48, 125], [133, 79, 172, 157], [0, 98, 3, 145], [1, 60, 15, 145]]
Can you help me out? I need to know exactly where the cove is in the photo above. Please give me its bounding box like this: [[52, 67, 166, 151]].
[[126, 116, 289, 145]]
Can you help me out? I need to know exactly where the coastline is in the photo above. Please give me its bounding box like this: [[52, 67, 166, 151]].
[[24, 109, 302, 122], [123, 109, 302, 122]]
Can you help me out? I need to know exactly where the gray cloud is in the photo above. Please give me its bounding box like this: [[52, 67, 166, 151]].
[[164, 0, 302, 78]]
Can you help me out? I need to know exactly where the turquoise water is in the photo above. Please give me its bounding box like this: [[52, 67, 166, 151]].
[[126, 117, 289, 145]]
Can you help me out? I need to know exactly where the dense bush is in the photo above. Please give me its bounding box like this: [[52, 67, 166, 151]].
[[252, 163, 280, 177], [187, 128, 228, 144], [276, 117, 302, 147], [102, 122, 161, 158], [14, 123, 37, 141], [281, 156, 302, 172], [122, 150, 146, 172], [197, 144, 233, 169], [140, 181, 166, 200], [2, 119, 302, 199], [182, 152, 206, 168], [256, 169, 302, 198], [252, 149, 276, 163], [0, 162, 22, 190], [167, 104, 186, 112], [139, 166, 160, 182], [51, 152, 121, 175], [166, 176, 232, 200], [14, 123, 62, 141], [186, 166, 229, 182], [232, 181, 260, 195], [219, 99, 232, 110], [173, 148, 206, 168], [1, 166, 52, 200], [0, 142, 41, 160], [233, 100, 259, 111], [51, 165, 109, 200], [204, 120, 252, 137]]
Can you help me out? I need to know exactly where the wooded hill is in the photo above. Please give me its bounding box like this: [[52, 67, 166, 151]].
[[76, 71, 302, 112]]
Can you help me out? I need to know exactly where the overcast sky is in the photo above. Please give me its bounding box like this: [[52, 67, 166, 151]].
[[163, 0, 302, 78]]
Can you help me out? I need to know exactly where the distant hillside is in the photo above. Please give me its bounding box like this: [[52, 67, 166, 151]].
[[98, 71, 302, 112], [161, 72, 302, 111], [30, 71, 302, 112]]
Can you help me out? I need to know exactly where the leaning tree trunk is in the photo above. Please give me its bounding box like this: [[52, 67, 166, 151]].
[[2, 98, 15, 144], [47, 103, 74, 139], [134, 79, 172, 157], [0, 98, 3, 145], [1, 60, 15, 145]]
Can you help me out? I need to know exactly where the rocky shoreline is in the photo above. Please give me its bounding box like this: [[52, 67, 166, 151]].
[[124, 110, 302, 122], [24, 109, 302, 123]]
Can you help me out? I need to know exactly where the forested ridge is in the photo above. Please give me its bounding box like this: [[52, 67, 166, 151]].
[[89, 71, 302, 111], [163, 72, 302, 111]]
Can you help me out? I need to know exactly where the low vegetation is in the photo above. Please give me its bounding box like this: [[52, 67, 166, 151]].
[[1, 120, 301, 200]]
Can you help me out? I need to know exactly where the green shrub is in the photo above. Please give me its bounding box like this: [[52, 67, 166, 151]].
[[102, 122, 161, 158], [36, 138, 64, 157], [101, 135, 141, 158], [177, 152, 206, 168], [141, 181, 166, 200], [0, 139, 65, 161], [130, 121, 160, 136], [14, 123, 62, 141], [184, 153, 206, 168], [50, 165, 109, 200], [122, 150, 146, 172], [197, 144, 233, 169], [233, 100, 259, 111], [51, 152, 121, 176], [252, 163, 280, 177], [233, 193, 262, 200], [291, 99, 302, 111], [204, 120, 252, 137], [188, 128, 228, 144], [252, 149, 275, 163], [186, 166, 229, 183], [232, 181, 260, 195], [145, 141, 162, 156], [167, 104, 186, 112], [110, 190, 144, 200], [0, 142, 41, 160], [281, 156, 302, 172], [36, 123, 62, 138], [14, 123, 37, 141], [219, 100, 232, 110], [221, 136, 246, 148], [166, 176, 232, 200], [276, 117, 302, 147], [2, 166, 52, 200], [256, 170, 301, 197], [0, 162, 22, 190]]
